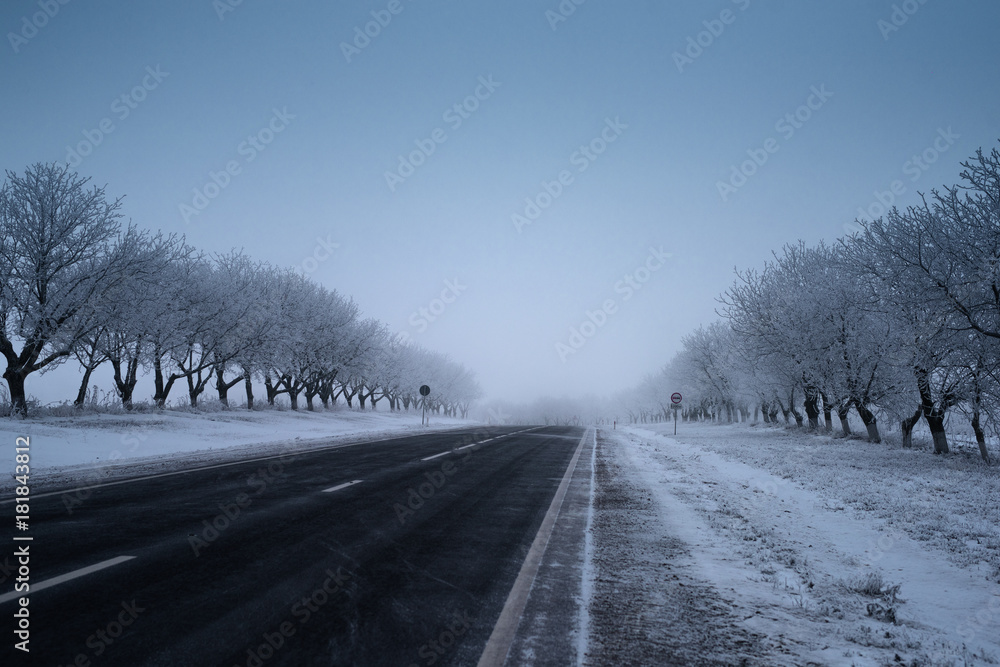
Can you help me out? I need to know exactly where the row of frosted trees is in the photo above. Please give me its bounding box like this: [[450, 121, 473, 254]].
[[622, 143, 1000, 463], [0, 163, 482, 417]]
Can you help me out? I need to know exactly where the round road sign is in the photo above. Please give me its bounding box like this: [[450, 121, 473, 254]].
[[671, 392, 682, 404], [419, 385, 430, 397]]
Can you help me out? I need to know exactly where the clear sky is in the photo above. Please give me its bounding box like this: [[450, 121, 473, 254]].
[[3, 0, 999, 404]]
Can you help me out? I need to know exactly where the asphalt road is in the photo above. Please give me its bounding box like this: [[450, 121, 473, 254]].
[[0, 425, 587, 666]]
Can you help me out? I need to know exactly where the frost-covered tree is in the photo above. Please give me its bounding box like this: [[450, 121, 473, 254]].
[[0, 164, 146, 415]]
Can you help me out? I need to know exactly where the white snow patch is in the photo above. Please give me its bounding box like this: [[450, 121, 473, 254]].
[[614, 423, 1000, 665]]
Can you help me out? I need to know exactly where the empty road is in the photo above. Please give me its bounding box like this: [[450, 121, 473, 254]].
[[1, 425, 589, 666]]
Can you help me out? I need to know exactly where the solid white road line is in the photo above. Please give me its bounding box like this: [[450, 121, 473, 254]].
[[0, 555, 136, 605], [476, 427, 591, 667], [321, 480, 363, 493], [576, 429, 597, 666]]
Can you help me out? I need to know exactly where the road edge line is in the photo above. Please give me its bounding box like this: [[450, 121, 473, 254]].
[[476, 427, 592, 667], [576, 428, 597, 665]]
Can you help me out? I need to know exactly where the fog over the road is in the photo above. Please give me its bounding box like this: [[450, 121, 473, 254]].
[[4, 0, 998, 404]]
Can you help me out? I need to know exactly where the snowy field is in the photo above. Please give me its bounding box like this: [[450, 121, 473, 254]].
[[0, 408, 475, 491], [602, 422, 1000, 666]]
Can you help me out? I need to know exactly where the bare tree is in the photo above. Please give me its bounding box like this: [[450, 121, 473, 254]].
[[0, 163, 143, 415]]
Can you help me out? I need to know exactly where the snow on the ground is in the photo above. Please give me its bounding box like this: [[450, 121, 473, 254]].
[[0, 407, 476, 490], [609, 422, 1000, 666]]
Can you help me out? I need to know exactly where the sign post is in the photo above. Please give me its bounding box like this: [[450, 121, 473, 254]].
[[670, 392, 683, 435], [419, 385, 430, 426]]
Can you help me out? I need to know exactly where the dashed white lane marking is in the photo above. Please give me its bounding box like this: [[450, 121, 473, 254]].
[[419, 427, 543, 462], [0, 555, 136, 605], [321, 480, 363, 493]]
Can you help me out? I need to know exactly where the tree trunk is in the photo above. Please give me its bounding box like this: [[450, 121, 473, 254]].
[[265, 376, 279, 406], [924, 411, 949, 454], [837, 403, 851, 436], [187, 373, 199, 408], [75, 365, 96, 407], [110, 355, 140, 410], [900, 407, 922, 448], [915, 366, 948, 454], [820, 392, 833, 432], [244, 372, 254, 410], [119, 381, 135, 409], [153, 356, 166, 408], [4, 370, 27, 417], [788, 389, 803, 427], [216, 367, 245, 408], [803, 385, 820, 429], [853, 400, 881, 443], [971, 406, 991, 464], [217, 367, 230, 407]]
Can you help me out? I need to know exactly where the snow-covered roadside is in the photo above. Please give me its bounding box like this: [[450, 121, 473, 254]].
[[0, 408, 477, 491], [612, 423, 1000, 666]]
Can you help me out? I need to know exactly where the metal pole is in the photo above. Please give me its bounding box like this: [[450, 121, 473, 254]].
[[674, 408, 677, 435]]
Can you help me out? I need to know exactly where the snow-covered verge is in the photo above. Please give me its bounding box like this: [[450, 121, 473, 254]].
[[0, 408, 476, 491], [596, 423, 1000, 666]]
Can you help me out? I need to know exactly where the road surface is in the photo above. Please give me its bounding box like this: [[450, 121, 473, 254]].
[[0, 425, 589, 666]]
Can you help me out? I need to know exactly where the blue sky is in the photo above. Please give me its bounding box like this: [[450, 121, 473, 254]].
[[3, 0, 999, 404]]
